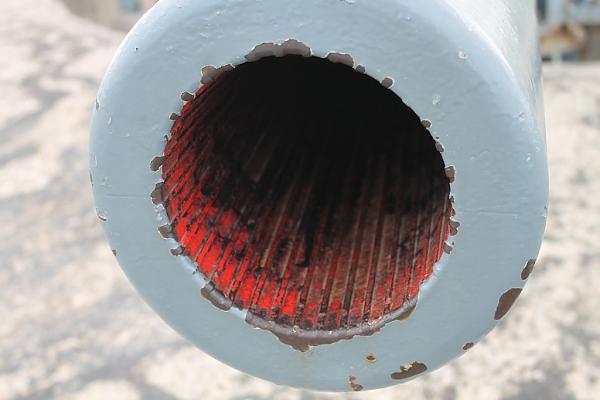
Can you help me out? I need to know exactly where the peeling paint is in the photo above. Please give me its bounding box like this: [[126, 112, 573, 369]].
[[150, 182, 165, 205], [390, 362, 428, 380], [381, 77, 394, 88], [445, 166, 456, 182], [326, 52, 354, 67], [495, 288, 522, 320], [521, 258, 537, 280], [150, 156, 165, 172], [348, 375, 364, 391], [181, 91, 195, 102]]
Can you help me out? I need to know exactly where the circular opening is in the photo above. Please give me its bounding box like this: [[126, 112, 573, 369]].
[[161, 55, 451, 333]]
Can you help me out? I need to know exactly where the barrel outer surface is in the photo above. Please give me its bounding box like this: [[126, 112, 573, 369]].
[[90, 0, 547, 391]]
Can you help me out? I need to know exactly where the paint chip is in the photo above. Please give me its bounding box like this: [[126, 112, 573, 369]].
[[151, 182, 165, 205], [494, 288, 522, 320], [445, 166, 456, 182], [463, 342, 474, 351], [366, 354, 377, 363], [158, 224, 174, 238], [326, 52, 354, 67], [181, 91, 195, 102], [169, 112, 180, 121], [355, 65, 366, 73], [170, 246, 184, 256], [421, 119, 432, 129], [521, 258, 537, 280], [381, 77, 394, 88], [150, 156, 165, 172], [390, 362, 428, 380], [348, 375, 364, 391]]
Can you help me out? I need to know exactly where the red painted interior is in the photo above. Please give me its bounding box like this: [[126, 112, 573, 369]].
[[162, 55, 451, 331]]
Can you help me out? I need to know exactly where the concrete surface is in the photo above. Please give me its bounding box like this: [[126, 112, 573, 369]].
[[1, 0, 599, 399]]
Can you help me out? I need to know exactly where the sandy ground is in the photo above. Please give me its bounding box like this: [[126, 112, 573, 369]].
[[1, 0, 600, 399]]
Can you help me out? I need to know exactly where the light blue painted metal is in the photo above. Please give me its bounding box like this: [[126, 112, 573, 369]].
[[90, 0, 548, 391]]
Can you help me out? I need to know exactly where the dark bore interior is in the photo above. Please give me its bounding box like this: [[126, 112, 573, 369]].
[[161, 55, 451, 332]]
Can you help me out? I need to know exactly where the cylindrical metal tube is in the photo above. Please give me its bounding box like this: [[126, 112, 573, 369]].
[[91, 0, 548, 391]]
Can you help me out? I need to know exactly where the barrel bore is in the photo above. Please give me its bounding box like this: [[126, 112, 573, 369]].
[[161, 55, 452, 333]]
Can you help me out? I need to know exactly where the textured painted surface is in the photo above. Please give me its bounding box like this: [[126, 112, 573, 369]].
[[89, 0, 547, 391], [1, 0, 599, 398]]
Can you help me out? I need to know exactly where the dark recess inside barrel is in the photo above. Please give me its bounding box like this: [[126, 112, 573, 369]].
[[161, 55, 452, 331]]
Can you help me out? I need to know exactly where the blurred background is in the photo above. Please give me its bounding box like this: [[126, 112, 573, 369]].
[[1, 0, 600, 398]]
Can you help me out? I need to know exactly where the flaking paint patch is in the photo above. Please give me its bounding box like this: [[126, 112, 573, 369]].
[[381, 77, 394, 88], [244, 297, 418, 352], [521, 258, 537, 280], [181, 91, 195, 102], [449, 219, 460, 236], [201, 64, 234, 85], [150, 156, 165, 172], [245, 40, 311, 62], [200, 282, 233, 311], [494, 288, 522, 320], [348, 375, 364, 391], [158, 224, 174, 239], [443, 242, 453, 254], [150, 182, 165, 205], [326, 52, 354, 67], [170, 246, 184, 256], [445, 166, 456, 182], [390, 362, 428, 380]]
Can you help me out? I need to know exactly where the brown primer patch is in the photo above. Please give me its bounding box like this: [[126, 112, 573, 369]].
[[158, 224, 174, 239], [326, 52, 354, 67], [245, 42, 278, 61], [281, 39, 311, 57], [445, 166, 456, 182], [150, 182, 165, 205], [521, 258, 537, 280], [381, 77, 394, 88], [244, 297, 417, 352], [494, 288, 522, 320], [348, 375, 364, 391], [390, 362, 428, 380], [181, 91, 195, 102], [200, 282, 233, 311], [443, 242, 453, 254], [170, 246, 184, 256], [150, 156, 165, 172]]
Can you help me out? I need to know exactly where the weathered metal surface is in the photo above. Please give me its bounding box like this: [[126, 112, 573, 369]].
[[91, 0, 548, 391]]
